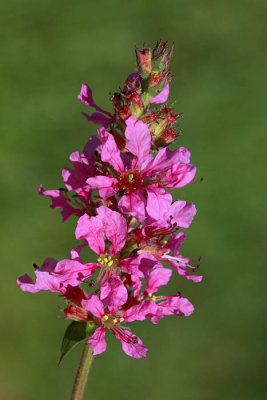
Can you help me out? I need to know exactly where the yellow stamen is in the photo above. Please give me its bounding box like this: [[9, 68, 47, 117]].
[[113, 318, 118, 324], [148, 293, 153, 297], [104, 257, 108, 263], [119, 317, 124, 322], [107, 260, 114, 267], [102, 315, 108, 321], [152, 295, 156, 301]]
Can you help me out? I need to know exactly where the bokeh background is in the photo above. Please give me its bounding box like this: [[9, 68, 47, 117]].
[[1, 1, 266, 399]]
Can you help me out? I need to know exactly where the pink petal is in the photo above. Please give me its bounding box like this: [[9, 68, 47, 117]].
[[100, 275, 128, 310], [96, 206, 127, 254], [38, 185, 81, 222], [143, 147, 183, 176], [82, 112, 111, 127], [116, 330, 148, 359], [83, 136, 101, 157], [34, 270, 65, 292], [17, 274, 39, 293], [146, 268, 172, 294], [158, 295, 194, 317], [168, 201, 197, 229], [78, 84, 111, 116], [76, 214, 105, 255], [176, 147, 192, 164], [167, 259, 203, 283], [164, 162, 197, 188], [118, 191, 146, 222], [146, 186, 172, 220], [125, 116, 151, 169], [166, 232, 186, 252], [17, 271, 63, 294], [88, 327, 107, 355], [70, 241, 87, 262], [61, 151, 97, 199], [40, 257, 57, 272], [86, 176, 119, 199], [150, 84, 170, 104], [100, 131, 124, 173], [123, 300, 158, 322], [54, 259, 97, 286], [82, 295, 104, 319], [17, 258, 59, 293], [120, 253, 161, 279]]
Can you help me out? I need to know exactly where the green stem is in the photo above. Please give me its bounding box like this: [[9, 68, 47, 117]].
[[70, 342, 94, 400]]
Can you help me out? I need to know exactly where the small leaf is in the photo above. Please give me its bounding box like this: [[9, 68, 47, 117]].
[[58, 321, 97, 365]]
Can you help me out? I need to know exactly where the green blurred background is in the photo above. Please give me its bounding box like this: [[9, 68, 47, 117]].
[[1, 0, 266, 399]]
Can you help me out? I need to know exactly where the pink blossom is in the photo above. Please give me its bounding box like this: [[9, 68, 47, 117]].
[[81, 294, 156, 358], [87, 116, 186, 221], [51, 207, 159, 308]]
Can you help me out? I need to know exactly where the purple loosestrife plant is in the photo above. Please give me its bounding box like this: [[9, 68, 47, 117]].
[[18, 40, 202, 400]]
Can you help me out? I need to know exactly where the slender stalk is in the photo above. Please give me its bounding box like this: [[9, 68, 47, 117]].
[[70, 342, 94, 400]]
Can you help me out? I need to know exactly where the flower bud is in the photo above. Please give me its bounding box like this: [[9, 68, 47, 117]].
[[152, 40, 174, 73], [126, 91, 144, 118], [135, 46, 152, 79], [111, 92, 132, 121]]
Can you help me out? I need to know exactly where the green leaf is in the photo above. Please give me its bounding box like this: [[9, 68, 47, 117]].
[[58, 321, 97, 365]]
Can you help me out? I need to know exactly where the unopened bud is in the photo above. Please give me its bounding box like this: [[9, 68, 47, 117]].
[[126, 91, 144, 118], [135, 46, 152, 79], [152, 40, 174, 73]]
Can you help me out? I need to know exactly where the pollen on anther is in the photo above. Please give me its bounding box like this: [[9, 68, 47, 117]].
[[102, 315, 109, 321], [119, 317, 124, 322], [148, 293, 153, 297], [107, 260, 114, 267], [113, 318, 118, 323]]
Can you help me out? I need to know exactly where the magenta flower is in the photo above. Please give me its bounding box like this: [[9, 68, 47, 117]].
[[81, 294, 156, 358], [53, 206, 160, 308], [87, 115, 192, 221]]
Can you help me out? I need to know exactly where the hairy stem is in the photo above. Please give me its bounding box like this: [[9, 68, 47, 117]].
[[70, 342, 94, 400]]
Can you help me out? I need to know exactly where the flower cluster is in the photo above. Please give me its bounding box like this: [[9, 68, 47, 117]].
[[18, 41, 202, 359]]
